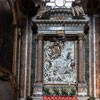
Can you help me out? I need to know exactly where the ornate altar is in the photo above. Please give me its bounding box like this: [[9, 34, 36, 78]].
[[32, 2, 89, 99]]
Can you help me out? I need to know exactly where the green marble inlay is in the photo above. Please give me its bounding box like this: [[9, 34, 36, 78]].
[[85, 33, 89, 95], [31, 33, 36, 94]]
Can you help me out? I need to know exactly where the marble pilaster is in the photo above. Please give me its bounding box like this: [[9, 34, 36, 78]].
[[78, 33, 87, 96], [37, 34, 43, 83], [78, 33, 85, 83], [33, 34, 43, 97]]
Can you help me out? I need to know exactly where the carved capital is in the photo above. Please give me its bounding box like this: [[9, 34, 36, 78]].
[[37, 34, 43, 40], [78, 33, 85, 41]]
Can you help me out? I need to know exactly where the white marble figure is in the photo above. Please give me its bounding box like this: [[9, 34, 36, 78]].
[[72, 0, 85, 17]]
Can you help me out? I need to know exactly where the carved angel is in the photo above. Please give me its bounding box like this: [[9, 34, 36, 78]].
[[72, 0, 85, 18]]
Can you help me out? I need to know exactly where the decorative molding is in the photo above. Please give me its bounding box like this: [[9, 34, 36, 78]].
[[33, 20, 89, 26], [33, 17, 89, 32]]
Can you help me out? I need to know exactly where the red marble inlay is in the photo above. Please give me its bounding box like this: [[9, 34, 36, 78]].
[[42, 96, 78, 100]]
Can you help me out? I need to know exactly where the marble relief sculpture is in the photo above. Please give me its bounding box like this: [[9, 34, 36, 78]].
[[43, 41, 76, 84]]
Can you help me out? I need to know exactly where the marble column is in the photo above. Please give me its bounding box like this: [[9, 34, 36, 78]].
[[37, 34, 43, 83], [78, 33, 87, 96], [33, 34, 43, 97], [78, 33, 85, 83]]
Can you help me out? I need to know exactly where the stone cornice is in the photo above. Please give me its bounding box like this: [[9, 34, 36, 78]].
[[33, 19, 89, 25]]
